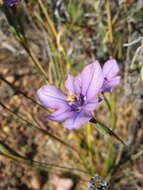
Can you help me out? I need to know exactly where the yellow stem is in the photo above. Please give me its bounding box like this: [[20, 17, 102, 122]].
[[105, 0, 113, 43], [86, 123, 95, 175], [38, 0, 57, 38], [28, 48, 48, 82]]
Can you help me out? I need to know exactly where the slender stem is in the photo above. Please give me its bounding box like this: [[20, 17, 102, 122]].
[[105, 0, 113, 43], [0, 151, 87, 174], [104, 92, 116, 176], [38, 0, 57, 38], [72, 131, 91, 174], [25, 46, 48, 82], [86, 123, 95, 175]]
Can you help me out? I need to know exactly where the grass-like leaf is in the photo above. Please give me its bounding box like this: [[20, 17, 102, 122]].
[[90, 118, 126, 146], [0, 141, 87, 174]]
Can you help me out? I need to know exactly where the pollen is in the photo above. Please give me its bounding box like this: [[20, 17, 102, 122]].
[[66, 92, 76, 102]]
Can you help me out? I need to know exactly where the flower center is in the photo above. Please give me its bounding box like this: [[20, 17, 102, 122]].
[[66, 92, 86, 112], [66, 92, 76, 102]]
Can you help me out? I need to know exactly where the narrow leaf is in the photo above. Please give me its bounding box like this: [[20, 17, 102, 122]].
[[90, 118, 126, 146], [0, 141, 87, 174]]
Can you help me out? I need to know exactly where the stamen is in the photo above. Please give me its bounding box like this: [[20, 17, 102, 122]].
[[66, 92, 76, 102]]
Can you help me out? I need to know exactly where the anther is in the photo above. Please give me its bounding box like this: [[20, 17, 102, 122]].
[[66, 92, 76, 102]]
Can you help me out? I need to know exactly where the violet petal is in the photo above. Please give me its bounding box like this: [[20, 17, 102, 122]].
[[65, 74, 75, 94], [103, 59, 119, 79], [102, 76, 121, 92], [5, 0, 22, 6], [37, 85, 67, 109], [63, 110, 92, 130], [84, 98, 103, 111], [65, 74, 82, 96], [47, 109, 74, 122], [106, 76, 121, 87], [80, 61, 104, 100], [74, 74, 82, 95]]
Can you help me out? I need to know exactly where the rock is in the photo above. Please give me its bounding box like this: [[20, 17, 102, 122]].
[[53, 176, 74, 190]]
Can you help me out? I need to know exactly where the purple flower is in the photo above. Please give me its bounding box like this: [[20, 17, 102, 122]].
[[101, 59, 120, 92], [37, 61, 104, 130], [5, 0, 22, 6]]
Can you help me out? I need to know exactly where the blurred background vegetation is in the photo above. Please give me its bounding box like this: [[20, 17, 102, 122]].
[[0, 0, 143, 189]]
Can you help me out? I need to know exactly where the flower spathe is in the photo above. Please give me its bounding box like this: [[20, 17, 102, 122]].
[[37, 59, 120, 130]]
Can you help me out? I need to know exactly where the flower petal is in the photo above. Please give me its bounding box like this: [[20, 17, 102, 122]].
[[106, 76, 121, 87], [5, 0, 22, 6], [101, 76, 121, 92], [63, 110, 92, 130], [74, 74, 82, 95], [103, 59, 119, 79], [65, 74, 82, 95], [47, 109, 74, 122], [84, 97, 103, 111], [65, 74, 75, 93], [81, 61, 104, 100], [37, 85, 67, 109]]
